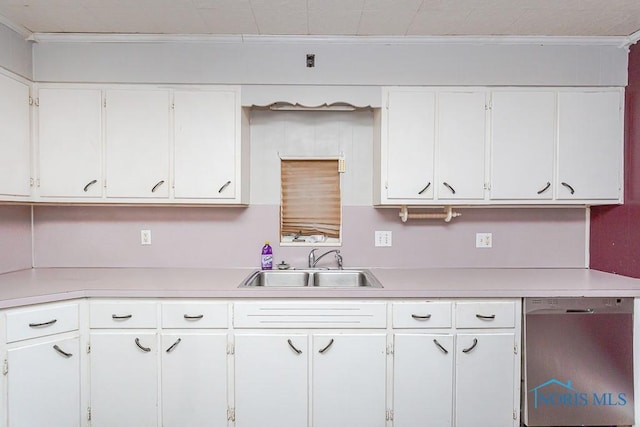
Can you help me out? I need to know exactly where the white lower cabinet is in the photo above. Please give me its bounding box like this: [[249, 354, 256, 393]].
[[7, 336, 81, 427], [89, 331, 158, 427]]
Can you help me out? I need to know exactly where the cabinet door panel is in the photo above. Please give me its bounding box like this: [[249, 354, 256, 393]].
[[38, 88, 102, 198], [455, 333, 517, 427], [490, 92, 556, 200], [557, 91, 622, 200], [0, 74, 30, 197], [234, 333, 308, 427], [105, 89, 169, 198], [438, 91, 487, 200], [174, 90, 237, 199], [312, 334, 387, 427], [393, 333, 454, 427], [386, 90, 436, 200], [90, 332, 158, 427], [161, 332, 228, 427], [7, 337, 81, 427]]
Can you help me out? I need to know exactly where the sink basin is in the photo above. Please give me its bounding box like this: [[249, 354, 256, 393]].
[[239, 269, 382, 288]]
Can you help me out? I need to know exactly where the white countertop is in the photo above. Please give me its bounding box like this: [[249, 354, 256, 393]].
[[0, 267, 639, 308]]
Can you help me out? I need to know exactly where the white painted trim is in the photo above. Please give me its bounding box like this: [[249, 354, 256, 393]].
[[28, 32, 629, 47], [0, 14, 32, 39], [627, 29, 640, 47]]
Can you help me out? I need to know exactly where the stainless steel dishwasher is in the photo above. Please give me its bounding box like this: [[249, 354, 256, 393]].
[[523, 297, 634, 426]]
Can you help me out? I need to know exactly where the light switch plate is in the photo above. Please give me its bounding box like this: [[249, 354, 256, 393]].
[[375, 231, 392, 247], [141, 229, 151, 245], [476, 232, 492, 248]]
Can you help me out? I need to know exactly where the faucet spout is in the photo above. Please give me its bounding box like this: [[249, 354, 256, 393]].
[[309, 249, 343, 269]]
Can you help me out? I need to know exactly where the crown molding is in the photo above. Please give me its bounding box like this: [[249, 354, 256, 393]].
[[0, 14, 32, 39]]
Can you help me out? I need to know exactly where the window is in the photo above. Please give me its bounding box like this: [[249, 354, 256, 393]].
[[280, 159, 342, 245]]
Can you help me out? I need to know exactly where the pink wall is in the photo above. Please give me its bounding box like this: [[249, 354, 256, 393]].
[[33, 205, 586, 269], [0, 206, 32, 274], [590, 43, 640, 277]]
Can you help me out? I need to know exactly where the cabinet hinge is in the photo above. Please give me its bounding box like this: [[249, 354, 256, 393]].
[[103, 98, 106, 108], [88, 407, 92, 421], [484, 182, 491, 191], [227, 342, 234, 355], [385, 409, 394, 421], [3, 359, 7, 375], [29, 178, 34, 188], [513, 409, 518, 420], [227, 407, 236, 421], [36, 178, 40, 188], [87, 343, 91, 354], [29, 96, 33, 106], [386, 343, 394, 355], [514, 344, 518, 355]]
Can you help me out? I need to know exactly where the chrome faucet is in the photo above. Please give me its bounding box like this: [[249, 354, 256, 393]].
[[308, 249, 343, 269]]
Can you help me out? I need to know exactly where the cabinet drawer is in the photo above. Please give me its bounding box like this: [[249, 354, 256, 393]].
[[6, 302, 79, 343], [161, 302, 228, 328], [90, 301, 157, 328], [455, 301, 516, 328], [234, 301, 387, 328], [392, 301, 452, 328]]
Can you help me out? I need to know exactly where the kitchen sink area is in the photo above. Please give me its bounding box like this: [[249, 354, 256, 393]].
[[238, 269, 383, 288]]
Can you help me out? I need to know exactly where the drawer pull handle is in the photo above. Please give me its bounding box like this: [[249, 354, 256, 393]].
[[166, 338, 182, 353], [561, 182, 575, 195], [112, 314, 133, 320], [433, 339, 448, 354], [462, 338, 478, 354], [418, 182, 431, 195], [53, 344, 73, 358], [151, 180, 165, 193], [475, 314, 496, 320], [135, 338, 151, 353], [411, 314, 432, 320], [537, 181, 551, 194], [218, 180, 232, 193], [184, 314, 204, 320], [29, 319, 57, 328], [287, 339, 302, 355], [318, 338, 335, 354], [83, 179, 98, 192], [442, 182, 456, 194]]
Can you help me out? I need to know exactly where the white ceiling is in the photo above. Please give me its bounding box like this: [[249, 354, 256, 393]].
[[1, 0, 640, 38]]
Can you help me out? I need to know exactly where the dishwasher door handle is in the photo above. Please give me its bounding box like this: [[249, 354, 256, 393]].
[[566, 308, 595, 314]]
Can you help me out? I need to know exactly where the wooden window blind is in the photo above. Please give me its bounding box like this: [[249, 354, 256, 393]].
[[281, 159, 341, 239]]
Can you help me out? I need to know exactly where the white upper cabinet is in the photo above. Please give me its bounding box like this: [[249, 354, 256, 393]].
[[173, 89, 239, 200], [437, 91, 487, 200], [0, 73, 31, 198], [557, 90, 623, 201], [490, 91, 557, 200], [105, 89, 170, 199], [37, 87, 103, 198]]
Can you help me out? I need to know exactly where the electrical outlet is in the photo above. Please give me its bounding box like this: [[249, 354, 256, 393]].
[[141, 229, 151, 245], [375, 231, 392, 247], [476, 233, 492, 248]]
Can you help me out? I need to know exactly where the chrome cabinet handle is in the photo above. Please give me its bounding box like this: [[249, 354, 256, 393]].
[[475, 314, 496, 320], [53, 344, 73, 358], [411, 314, 432, 320], [433, 339, 448, 354], [537, 182, 551, 194], [218, 180, 231, 193], [29, 319, 57, 328], [418, 182, 431, 195], [287, 339, 302, 355], [183, 314, 204, 320], [151, 180, 165, 193], [462, 338, 478, 353], [83, 179, 98, 192], [318, 338, 335, 354], [135, 338, 151, 352], [442, 182, 456, 194], [561, 182, 575, 194], [166, 338, 182, 353], [112, 314, 132, 320]]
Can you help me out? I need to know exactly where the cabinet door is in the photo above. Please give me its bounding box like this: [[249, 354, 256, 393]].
[[312, 333, 387, 427], [393, 333, 454, 427], [174, 90, 238, 200], [7, 337, 81, 427], [161, 332, 228, 427], [490, 91, 556, 200], [437, 91, 487, 200], [385, 90, 436, 200], [89, 332, 158, 427], [37, 88, 103, 198], [105, 89, 170, 198], [0, 74, 30, 197], [455, 333, 518, 427], [557, 91, 622, 200], [234, 333, 308, 427]]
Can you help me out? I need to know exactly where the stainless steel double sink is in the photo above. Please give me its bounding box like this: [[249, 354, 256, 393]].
[[239, 269, 383, 288]]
